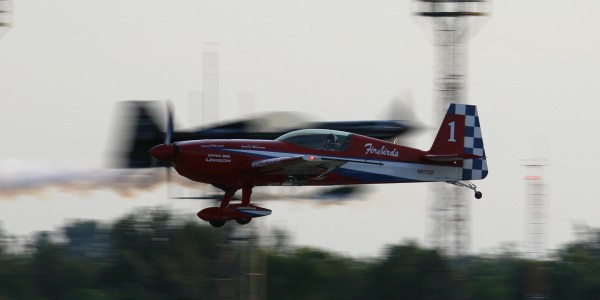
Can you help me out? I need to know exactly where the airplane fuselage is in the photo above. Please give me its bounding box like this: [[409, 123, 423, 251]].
[[171, 133, 461, 191]]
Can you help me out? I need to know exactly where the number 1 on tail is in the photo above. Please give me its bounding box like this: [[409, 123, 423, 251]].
[[448, 121, 456, 142]]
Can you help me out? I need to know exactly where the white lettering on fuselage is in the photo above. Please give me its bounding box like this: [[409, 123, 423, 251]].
[[241, 145, 266, 150], [364, 143, 399, 158], [205, 153, 231, 163]]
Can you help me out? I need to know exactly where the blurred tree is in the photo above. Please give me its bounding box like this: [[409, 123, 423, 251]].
[[29, 231, 99, 300], [370, 242, 450, 300], [104, 208, 222, 299], [0, 226, 32, 299], [63, 220, 111, 260], [0, 227, 5, 256], [3, 208, 600, 299], [267, 247, 371, 300], [465, 255, 527, 300], [549, 242, 600, 299]]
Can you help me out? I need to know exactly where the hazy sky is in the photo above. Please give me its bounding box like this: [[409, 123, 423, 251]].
[[1, 1, 600, 257]]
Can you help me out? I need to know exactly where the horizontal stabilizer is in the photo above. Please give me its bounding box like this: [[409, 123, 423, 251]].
[[422, 153, 483, 162]]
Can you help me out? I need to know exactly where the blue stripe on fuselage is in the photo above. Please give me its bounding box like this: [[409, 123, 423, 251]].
[[331, 168, 419, 184]]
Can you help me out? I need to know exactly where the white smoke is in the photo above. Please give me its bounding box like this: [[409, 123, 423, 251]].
[[0, 160, 196, 199], [0, 160, 363, 202]]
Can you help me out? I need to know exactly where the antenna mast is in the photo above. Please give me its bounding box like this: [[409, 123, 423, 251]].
[[523, 159, 549, 300]]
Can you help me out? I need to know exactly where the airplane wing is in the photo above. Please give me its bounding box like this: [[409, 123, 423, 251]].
[[246, 155, 349, 180]]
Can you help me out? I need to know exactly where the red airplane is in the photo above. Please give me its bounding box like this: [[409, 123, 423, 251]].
[[150, 103, 488, 227]]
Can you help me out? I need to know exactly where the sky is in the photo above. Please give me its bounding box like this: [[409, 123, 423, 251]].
[[1, 0, 600, 257]]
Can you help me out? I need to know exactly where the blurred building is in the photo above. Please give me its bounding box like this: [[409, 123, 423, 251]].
[[189, 43, 220, 127]]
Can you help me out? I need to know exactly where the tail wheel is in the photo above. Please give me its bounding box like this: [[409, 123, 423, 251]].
[[448, 181, 482, 199], [209, 220, 226, 228], [235, 218, 252, 225]]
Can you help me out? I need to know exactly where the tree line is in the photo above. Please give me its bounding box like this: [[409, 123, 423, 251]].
[[0, 208, 599, 299]]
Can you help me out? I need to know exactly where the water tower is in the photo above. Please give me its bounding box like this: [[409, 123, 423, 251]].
[[0, 0, 11, 33], [414, 0, 490, 256]]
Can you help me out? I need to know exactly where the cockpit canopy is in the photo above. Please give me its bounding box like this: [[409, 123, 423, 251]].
[[276, 129, 352, 151]]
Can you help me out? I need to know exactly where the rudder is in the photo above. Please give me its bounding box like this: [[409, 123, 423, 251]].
[[428, 103, 488, 180]]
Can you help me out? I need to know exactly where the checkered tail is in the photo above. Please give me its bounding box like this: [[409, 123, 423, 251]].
[[448, 104, 488, 180]]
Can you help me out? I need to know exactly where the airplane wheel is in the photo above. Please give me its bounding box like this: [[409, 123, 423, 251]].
[[209, 220, 226, 228], [474, 191, 482, 199], [235, 218, 252, 225]]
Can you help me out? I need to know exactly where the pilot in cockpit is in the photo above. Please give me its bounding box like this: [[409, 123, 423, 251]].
[[325, 134, 338, 150]]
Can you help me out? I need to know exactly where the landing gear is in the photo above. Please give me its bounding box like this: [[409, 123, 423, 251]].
[[235, 218, 252, 225], [447, 180, 483, 199], [208, 218, 251, 227], [209, 220, 226, 228], [197, 186, 271, 227]]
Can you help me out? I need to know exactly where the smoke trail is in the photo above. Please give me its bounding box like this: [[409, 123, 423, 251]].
[[0, 160, 363, 202], [0, 160, 196, 199]]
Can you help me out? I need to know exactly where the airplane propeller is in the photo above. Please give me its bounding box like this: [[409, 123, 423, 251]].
[[149, 101, 178, 182], [382, 90, 423, 144], [165, 101, 174, 145], [386, 90, 417, 122], [164, 101, 174, 183]]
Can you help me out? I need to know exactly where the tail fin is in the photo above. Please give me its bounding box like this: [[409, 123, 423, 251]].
[[425, 103, 488, 180]]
